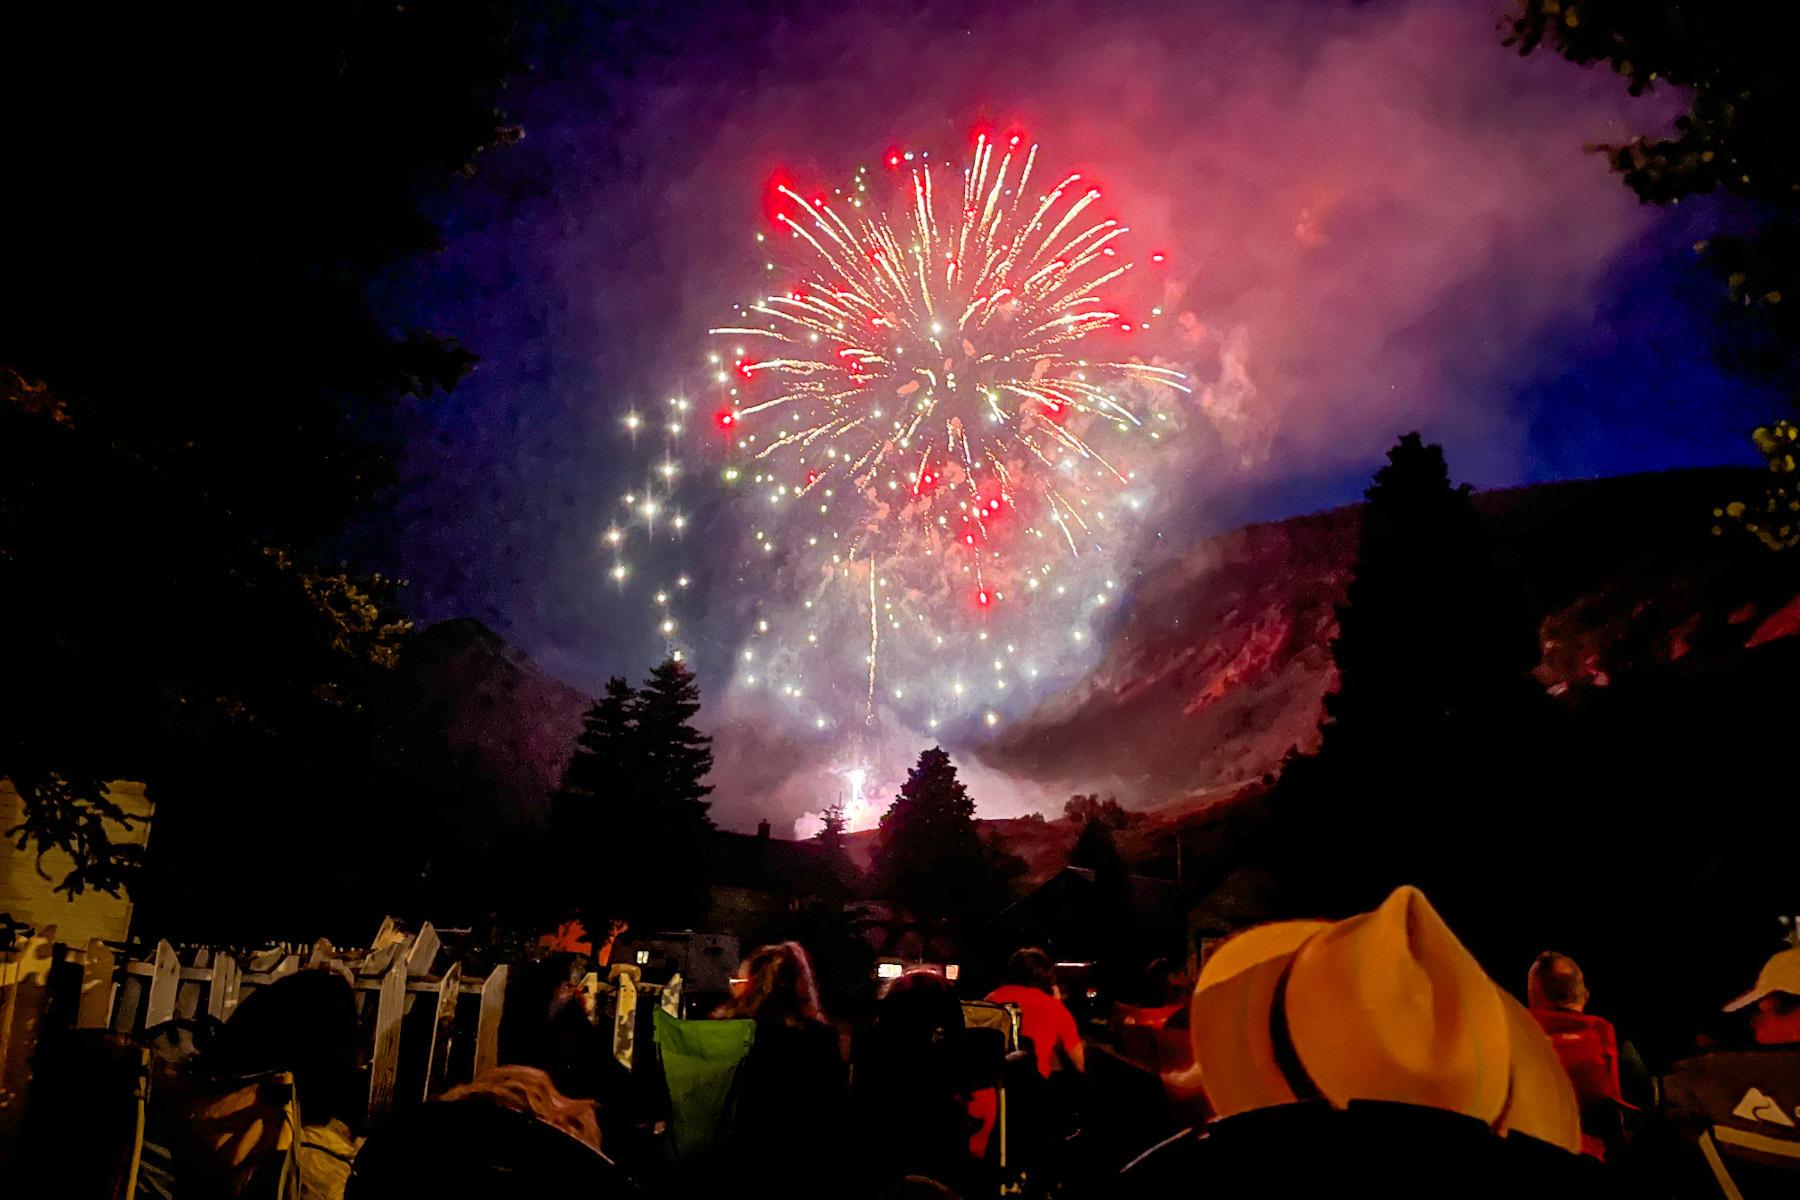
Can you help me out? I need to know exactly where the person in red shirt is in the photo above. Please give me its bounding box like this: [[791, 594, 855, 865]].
[[987, 947, 1086, 1078], [1526, 950, 1631, 1160]]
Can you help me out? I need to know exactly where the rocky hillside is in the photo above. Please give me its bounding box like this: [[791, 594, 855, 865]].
[[981, 466, 1800, 812]]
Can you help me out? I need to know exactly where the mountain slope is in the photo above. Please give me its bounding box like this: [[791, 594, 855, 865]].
[[982, 466, 1800, 812]]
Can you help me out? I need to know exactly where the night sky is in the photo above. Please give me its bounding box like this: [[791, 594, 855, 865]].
[[372, 0, 1777, 827]]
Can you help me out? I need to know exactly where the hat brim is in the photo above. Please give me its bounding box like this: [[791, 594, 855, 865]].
[[1495, 993, 1582, 1154], [1722, 986, 1769, 1014], [1196, 921, 1331, 992], [1189, 949, 1303, 1119]]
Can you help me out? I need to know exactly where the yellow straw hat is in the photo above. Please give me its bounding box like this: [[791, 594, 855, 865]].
[[1285, 886, 1511, 1122], [1187, 886, 1580, 1154], [1495, 991, 1582, 1149], [1185, 920, 1330, 1115]]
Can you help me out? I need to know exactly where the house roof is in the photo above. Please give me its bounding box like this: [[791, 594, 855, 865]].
[[702, 831, 858, 896]]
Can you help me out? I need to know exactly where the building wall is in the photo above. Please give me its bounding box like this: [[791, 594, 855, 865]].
[[0, 778, 152, 945]]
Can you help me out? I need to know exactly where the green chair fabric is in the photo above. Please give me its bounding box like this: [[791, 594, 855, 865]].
[[653, 1009, 756, 1164]]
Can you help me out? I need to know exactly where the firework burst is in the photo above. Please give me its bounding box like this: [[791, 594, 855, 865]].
[[705, 133, 1188, 724], [600, 132, 1191, 755]]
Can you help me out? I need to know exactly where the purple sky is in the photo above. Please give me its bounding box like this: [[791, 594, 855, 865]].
[[375, 0, 1777, 827]]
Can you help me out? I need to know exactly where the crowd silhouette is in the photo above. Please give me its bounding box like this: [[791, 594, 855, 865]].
[[94, 887, 1796, 1199]]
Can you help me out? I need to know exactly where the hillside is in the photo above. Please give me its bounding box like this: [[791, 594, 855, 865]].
[[981, 466, 1800, 812]]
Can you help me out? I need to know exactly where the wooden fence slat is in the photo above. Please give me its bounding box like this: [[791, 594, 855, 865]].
[[143, 941, 181, 1028], [422, 962, 462, 1101], [366, 957, 407, 1126], [223, 953, 242, 1017], [661, 973, 683, 1018], [76, 939, 116, 1029], [306, 938, 335, 969], [174, 979, 202, 1021], [406, 924, 439, 979], [110, 974, 143, 1035], [612, 976, 638, 1071], [359, 938, 407, 979], [206, 952, 236, 1021], [473, 965, 506, 1079]]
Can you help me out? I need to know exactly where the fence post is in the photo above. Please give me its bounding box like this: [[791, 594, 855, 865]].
[[76, 938, 116, 1029], [366, 956, 407, 1126], [422, 962, 462, 1101], [612, 976, 638, 1070], [406, 923, 439, 980], [174, 947, 207, 1020], [474, 965, 506, 1079], [206, 952, 238, 1021], [143, 941, 180, 1028]]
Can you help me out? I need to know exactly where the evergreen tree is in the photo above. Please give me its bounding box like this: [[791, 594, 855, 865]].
[[1277, 433, 1550, 917], [557, 677, 640, 805], [815, 804, 849, 853], [1324, 432, 1542, 748], [627, 657, 715, 927], [632, 658, 715, 828], [871, 747, 1022, 929], [549, 676, 640, 914], [811, 803, 859, 905]]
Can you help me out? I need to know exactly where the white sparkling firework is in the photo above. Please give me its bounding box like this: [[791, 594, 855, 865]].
[[604, 132, 1191, 756]]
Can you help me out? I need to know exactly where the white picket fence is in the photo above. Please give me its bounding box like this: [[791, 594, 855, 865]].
[[0, 917, 509, 1148]]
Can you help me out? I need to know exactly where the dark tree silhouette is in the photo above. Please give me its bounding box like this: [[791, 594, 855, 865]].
[[815, 804, 850, 852], [549, 677, 640, 918], [1324, 432, 1543, 747], [1064, 794, 1133, 829], [871, 747, 1023, 931], [1069, 816, 1129, 876], [1508, 2, 1800, 378], [544, 658, 717, 930], [631, 658, 716, 833], [1274, 433, 1550, 918], [0, 4, 520, 903]]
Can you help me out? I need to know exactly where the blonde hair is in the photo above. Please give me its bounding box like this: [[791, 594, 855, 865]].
[[439, 1065, 600, 1151]]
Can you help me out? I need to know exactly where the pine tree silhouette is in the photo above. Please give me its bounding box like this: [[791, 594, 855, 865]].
[[628, 657, 715, 927], [632, 657, 715, 833], [872, 746, 1022, 930], [549, 676, 639, 922], [815, 803, 848, 852], [1325, 432, 1542, 747], [1280, 432, 1549, 917], [547, 658, 718, 930]]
